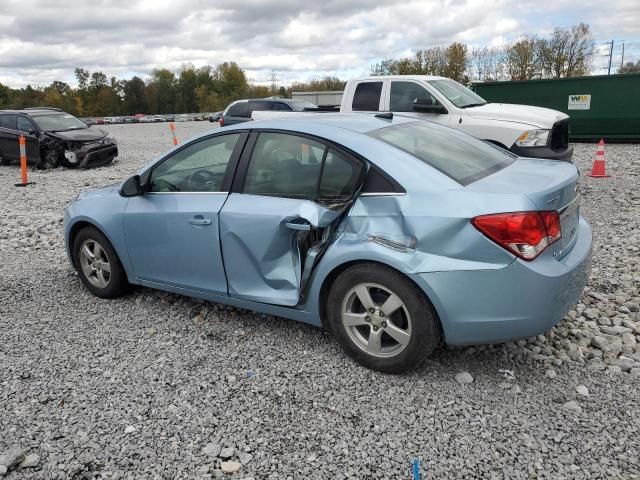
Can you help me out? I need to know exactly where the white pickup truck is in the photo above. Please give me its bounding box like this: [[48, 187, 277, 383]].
[[252, 75, 573, 161]]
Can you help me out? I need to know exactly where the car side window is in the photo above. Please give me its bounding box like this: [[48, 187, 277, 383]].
[[243, 133, 364, 208], [227, 102, 249, 118], [319, 149, 365, 204], [0, 114, 17, 130], [16, 116, 34, 133], [150, 134, 241, 193], [243, 133, 325, 201], [352, 82, 383, 111], [248, 101, 272, 114], [272, 103, 292, 111], [390, 81, 438, 112]]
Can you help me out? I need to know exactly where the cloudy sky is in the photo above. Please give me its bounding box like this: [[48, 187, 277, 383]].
[[0, 0, 638, 88]]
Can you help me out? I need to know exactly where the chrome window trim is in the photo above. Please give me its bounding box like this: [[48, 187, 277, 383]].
[[146, 191, 229, 195], [359, 192, 406, 197]]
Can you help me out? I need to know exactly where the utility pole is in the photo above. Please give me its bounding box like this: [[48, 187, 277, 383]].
[[620, 43, 625, 71], [607, 40, 614, 75], [269, 71, 278, 96]]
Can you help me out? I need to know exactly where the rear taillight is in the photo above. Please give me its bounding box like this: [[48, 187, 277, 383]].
[[219, 117, 224, 126], [472, 211, 561, 261]]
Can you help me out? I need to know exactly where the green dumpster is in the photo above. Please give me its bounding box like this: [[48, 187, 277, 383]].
[[471, 73, 640, 141]]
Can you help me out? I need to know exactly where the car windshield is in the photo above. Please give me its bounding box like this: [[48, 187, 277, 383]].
[[32, 113, 87, 131], [289, 100, 319, 111], [427, 79, 487, 108], [368, 121, 515, 185]]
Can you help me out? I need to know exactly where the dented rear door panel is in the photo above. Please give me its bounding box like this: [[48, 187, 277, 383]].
[[219, 194, 339, 306]]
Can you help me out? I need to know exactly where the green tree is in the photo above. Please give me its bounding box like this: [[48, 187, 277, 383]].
[[443, 42, 469, 82], [619, 60, 640, 74], [538, 23, 593, 78], [177, 63, 198, 113], [0, 81, 14, 107], [122, 76, 148, 114], [213, 62, 248, 106], [505, 37, 541, 80], [148, 68, 177, 113]]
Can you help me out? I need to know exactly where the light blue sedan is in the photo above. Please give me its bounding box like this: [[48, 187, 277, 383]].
[[64, 114, 592, 373]]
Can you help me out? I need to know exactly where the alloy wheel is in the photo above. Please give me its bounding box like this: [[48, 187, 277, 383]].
[[341, 283, 412, 358], [79, 239, 112, 288]]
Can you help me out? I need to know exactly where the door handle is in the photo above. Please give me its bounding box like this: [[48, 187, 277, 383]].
[[284, 219, 311, 231], [189, 216, 212, 226]]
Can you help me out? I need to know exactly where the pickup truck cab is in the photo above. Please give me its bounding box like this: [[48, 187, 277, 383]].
[[342, 76, 572, 160], [254, 76, 572, 161]]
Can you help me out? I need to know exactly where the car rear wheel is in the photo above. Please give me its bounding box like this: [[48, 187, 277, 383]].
[[0, 150, 10, 165], [72, 227, 130, 298], [327, 263, 440, 373]]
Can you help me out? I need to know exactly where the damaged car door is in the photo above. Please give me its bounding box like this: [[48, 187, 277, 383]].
[[219, 131, 366, 306]]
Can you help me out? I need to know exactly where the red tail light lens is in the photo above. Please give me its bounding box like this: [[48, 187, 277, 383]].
[[219, 117, 224, 126], [472, 211, 562, 260]]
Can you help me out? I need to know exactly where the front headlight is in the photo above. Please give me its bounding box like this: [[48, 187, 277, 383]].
[[515, 129, 549, 147], [103, 133, 117, 145]]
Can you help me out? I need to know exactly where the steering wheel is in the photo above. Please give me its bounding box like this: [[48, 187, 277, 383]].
[[187, 169, 217, 191], [153, 178, 179, 192]]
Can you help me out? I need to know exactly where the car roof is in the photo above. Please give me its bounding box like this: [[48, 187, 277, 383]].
[[349, 75, 448, 82], [226, 113, 419, 134], [231, 98, 308, 105], [0, 108, 64, 116]]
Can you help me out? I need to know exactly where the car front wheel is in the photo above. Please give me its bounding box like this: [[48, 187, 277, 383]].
[[327, 263, 440, 373], [72, 227, 130, 298]]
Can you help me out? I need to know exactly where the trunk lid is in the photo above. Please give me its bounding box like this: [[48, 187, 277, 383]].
[[467, 158, 580, 258]]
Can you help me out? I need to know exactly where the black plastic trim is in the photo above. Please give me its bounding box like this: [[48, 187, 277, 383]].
[[510, 144, 574, 162]]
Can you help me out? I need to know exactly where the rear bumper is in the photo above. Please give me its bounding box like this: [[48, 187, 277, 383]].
[[510, 144, 574, 161], [414, 216, 592, 345]]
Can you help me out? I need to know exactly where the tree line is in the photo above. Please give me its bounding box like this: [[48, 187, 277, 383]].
[[371, 23, 612, 83], [0, 62, 326, 117]]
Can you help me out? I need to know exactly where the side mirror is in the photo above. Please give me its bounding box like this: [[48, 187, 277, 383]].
[[120, 175, 143, 197], [28, 128, 37, 135], [413, 99, 448, 114]]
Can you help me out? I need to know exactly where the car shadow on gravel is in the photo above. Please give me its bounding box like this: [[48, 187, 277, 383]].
[[61, 270, 554, 382]]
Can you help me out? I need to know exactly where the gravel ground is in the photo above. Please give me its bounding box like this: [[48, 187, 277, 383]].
[[0, 122, 639, 479]]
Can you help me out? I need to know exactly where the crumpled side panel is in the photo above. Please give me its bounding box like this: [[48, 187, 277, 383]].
[[338, 194, 516, 273]]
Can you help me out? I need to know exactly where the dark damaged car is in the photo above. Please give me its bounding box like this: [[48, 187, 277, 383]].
[[0, 107, 118, 169]]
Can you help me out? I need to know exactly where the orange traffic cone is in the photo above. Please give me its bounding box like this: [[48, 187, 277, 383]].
[[588, 139, 610, 178]]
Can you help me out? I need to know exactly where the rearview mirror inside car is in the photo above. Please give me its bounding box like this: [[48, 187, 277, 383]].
[[120, 175, 142, 197]]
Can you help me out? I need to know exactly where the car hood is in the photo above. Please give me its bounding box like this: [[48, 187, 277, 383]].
[[466, 103, 568, 128], [46, 128, 108, 142], [76, 183, 120, 200]]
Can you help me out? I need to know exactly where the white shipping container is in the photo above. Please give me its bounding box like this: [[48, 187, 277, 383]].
[[291, 91, 343, 107]]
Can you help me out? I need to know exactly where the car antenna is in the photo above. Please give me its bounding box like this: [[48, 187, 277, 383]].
[[375, 112, 393, 120]]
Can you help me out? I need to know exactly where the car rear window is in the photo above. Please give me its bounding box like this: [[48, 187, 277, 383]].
[[368, 121, 516, 185], [352, 82, 382, 111], [226, 102, 250, 117], [248, 101, 272, 113]]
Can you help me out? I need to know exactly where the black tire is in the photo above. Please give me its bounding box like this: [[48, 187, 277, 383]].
[[40, 149, 60, 169], [0, 150, 10, 165], [327, 263, 440, 373], [72, 226, 130, 298]]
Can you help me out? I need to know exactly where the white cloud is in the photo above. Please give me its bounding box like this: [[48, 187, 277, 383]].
[[0, 0, 637, 87]]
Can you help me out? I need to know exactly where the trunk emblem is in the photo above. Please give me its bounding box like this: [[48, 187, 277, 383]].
[[546, 195, 560, 206]]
